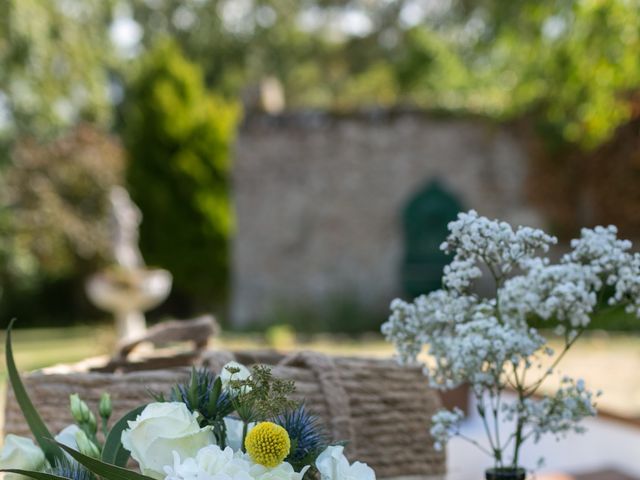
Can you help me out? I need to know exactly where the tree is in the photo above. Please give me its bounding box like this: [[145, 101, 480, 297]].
[[0, 0, 115, 142], [122, 40, 240, 308], [0, 125, 125, 326], [398, 0, 640, 148]]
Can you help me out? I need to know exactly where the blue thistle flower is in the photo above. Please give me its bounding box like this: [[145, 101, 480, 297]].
[[49, 458, 95, 480], [169, 367, 234, 424], [276, 405, 328, 469]]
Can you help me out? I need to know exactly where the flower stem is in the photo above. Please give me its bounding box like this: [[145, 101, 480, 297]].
[[241, 421, 249, 453]]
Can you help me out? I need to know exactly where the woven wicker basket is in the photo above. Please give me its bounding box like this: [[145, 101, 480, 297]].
[[3, 338, 445, 479]]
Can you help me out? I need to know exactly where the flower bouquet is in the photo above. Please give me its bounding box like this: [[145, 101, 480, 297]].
[[1, 322, 376, 480], [383, 211, 640, 479]]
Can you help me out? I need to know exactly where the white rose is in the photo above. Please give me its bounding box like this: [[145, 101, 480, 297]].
[[316, 446, 375, 480], [164, 445, 253, 480], [249, 461, 309, 480], [0, 435, 46, 480], [121, 402, 214, 479], [224, 417, 256, 451], [220, 362, 252, 391]]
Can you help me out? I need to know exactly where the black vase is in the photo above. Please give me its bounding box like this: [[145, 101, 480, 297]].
[[485, 468, 526, 480]]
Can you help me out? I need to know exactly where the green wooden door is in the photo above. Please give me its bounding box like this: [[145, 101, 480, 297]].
[[401, 180, 463, 298]]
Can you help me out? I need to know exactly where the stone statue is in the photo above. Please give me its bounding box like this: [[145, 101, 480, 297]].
[[109, 186, 144, 269], [86, 186, 172, 341]]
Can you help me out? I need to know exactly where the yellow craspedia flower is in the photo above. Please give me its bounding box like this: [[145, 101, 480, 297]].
[[245, 421, 291, 467]]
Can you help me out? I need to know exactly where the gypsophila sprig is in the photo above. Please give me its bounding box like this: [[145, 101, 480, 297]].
[[440, 210, 557, 293], [383, 210, 640, 472]]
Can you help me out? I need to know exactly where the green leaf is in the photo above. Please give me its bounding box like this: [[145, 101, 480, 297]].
[[101, 404, 147, 466], [0, 470, 70, 480], [187, 368, 199, 407], [5, 319, 66, 465], [56, 442, 155, 480], [207, 377, 222, 414]]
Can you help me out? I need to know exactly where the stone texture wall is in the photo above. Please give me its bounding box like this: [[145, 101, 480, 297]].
[[231, 111, 542, 326]]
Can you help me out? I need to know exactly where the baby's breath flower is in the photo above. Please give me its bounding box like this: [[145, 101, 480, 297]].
[[382, 211, 640, 468]]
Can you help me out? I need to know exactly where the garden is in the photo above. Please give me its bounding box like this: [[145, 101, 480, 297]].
[[3, 1, 640, 480]]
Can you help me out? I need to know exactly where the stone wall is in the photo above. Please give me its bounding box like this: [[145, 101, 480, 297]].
[[231, 111, 542, 326]]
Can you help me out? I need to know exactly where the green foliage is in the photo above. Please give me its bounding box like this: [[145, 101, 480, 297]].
[[0, 125, 124, 326], [3, 0, 640, 329], [0, 470, 71, 480], [69, 393, 101, 455], [56, 442, 156, 480], [398, 0, 640, 148], [2, 0, 640, 152], [101, 405, 147, 467], [49, 458, 96, 480], [4, 319, 67, 465], [167, 368, 234, 444], [122, 40, 240, 305], [124, 0, 640, 148], [0, 0, 114, 140], [1, 125, 124, 283]]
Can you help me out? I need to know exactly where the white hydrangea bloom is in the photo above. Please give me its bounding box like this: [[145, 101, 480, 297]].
[[164, 445, 253, 480], [163, 445, 309, 480], [382, 211, 640, 468], [248, 460, 309, 480]]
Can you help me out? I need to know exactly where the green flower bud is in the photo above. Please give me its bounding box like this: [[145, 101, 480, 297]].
[[74, 430, 100, 459], [79, 400, 91, 423], [69, 394, 84, 423], [87, 411, 97, 434], [99, 393, 112, 420]]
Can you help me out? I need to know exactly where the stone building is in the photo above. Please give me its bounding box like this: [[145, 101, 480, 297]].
[[230, 111, 543, 327]]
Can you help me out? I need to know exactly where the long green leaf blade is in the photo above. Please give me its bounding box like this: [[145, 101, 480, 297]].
[[0, 470, 70, 480], [101, 405, 147, 466], [56, 442, 155, 480], [5, 319, 65, 465]]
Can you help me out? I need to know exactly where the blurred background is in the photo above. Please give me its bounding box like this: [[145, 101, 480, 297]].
[[2, 1, 640, 477]]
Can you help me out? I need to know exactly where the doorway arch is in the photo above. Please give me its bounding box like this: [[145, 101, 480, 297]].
[[401, 179, 463, 298]]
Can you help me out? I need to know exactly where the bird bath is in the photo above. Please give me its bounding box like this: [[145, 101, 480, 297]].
[[86, 267, 172, 340], [86, 187, 172, 341]]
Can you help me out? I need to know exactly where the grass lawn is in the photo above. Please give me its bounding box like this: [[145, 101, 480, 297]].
[[0, 325, 117, 382]]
